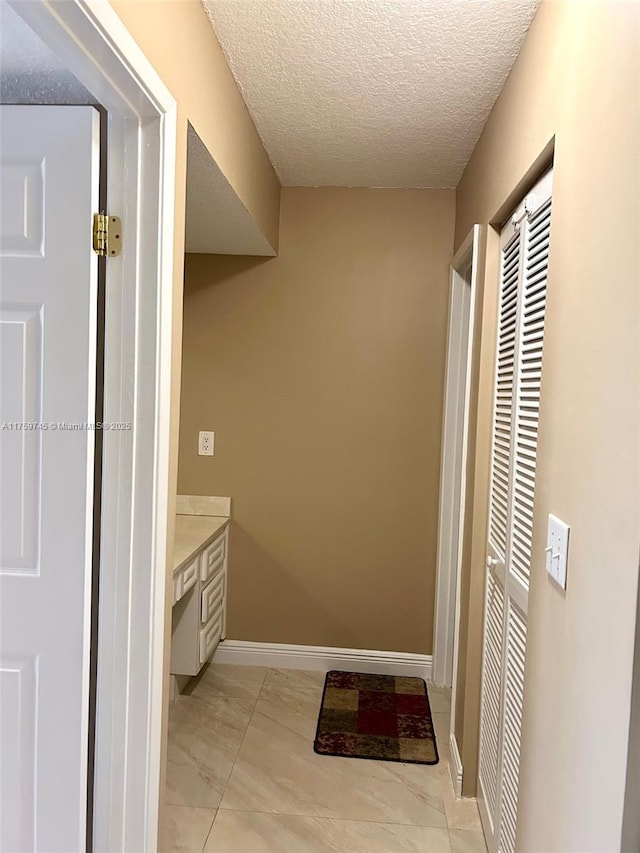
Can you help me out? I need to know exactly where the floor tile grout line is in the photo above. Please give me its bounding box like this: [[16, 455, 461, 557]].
[[165, 667, 269, 819], [216, 666, 272, 808], [214, 804, 450, 831], [203, 810, 485, 853], [165, 804, 218, 812], [207, 668, 269, 807], [199, 807, 218, 852], [204, 810, 485, 853]]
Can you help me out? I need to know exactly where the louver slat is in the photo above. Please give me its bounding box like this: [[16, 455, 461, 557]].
[[510, 199, 551, 590], [479, 572, 505, 826], [498, 602, 527, 853], [488, 233, 520, 561]]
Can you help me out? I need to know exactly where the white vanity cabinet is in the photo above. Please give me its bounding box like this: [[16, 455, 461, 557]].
[[171, 523, 229, 678]]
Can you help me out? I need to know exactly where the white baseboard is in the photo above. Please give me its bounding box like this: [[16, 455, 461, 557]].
[[449, 731, 464, 797], [213, 640, 432, 681]]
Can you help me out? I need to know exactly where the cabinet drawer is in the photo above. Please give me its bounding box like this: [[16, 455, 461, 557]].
[[181, 556, 198, 595], [172, 554, 198, 605], [200, 530, 226, 584], [199, 612, 223, 664], [201, 571, 225, 625], [172, 574, 182, 605]]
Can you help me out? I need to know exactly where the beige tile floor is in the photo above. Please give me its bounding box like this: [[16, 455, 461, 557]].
[[162, 664, 488, 853]]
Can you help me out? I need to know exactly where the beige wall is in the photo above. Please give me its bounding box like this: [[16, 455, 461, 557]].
[[112, 0, 280, 250], [109, 1, 281, 840], [178, 187, 455, 653], [455, 1, 640, 848]]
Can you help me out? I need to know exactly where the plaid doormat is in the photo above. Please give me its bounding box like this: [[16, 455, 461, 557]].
[[313, 670, 438, 765]]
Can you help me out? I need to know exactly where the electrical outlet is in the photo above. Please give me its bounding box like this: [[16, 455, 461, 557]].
[[198, 430, 214, 456]]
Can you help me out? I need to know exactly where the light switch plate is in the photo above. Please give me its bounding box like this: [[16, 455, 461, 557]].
[[546, 513, 570, 589], [198, 430, 214, 456]]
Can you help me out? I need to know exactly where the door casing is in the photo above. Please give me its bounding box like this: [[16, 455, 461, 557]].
[[433, 228, 476, 689], [432, 226, 483, 798], [6, 2, 177, 850]]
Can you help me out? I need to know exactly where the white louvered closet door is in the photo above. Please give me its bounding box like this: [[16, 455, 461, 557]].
[[478, 169, 553, 853]]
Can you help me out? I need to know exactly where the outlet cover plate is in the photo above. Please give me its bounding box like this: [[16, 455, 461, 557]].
[[198, 430, 214, 456], [546, 513, 570, 589]]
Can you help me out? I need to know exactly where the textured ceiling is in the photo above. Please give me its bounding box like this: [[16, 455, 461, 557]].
[[202, 0, 540, 187], [0, 3, 92, 103], [0, 2, 69, 75]]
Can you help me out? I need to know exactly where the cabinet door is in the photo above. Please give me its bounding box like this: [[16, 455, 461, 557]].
[[201, 531, 226, 584], [199, 613, 223, 665], [201, 571, 225, 625]]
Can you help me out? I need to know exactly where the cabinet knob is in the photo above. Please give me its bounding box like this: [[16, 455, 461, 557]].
[[486, 555, 498, 569]]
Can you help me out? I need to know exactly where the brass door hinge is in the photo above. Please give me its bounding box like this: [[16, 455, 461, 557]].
[[93, 213, 122, 257]]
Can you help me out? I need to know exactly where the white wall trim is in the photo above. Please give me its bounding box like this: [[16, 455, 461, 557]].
[[214, 640, 432, 681], [433, 225, 482, 688], [449, 731, 464, 797]]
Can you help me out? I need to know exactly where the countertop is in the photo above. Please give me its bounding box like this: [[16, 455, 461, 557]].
[[173, 514, 230, 575]]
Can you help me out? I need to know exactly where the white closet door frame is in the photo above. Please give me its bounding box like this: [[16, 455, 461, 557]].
[[478, 169, 553, 853], [434, 225, 484, 701], [7, 2, 177, 851]]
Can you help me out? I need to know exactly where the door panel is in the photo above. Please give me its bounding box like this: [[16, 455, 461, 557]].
[[478, 569, 505, 836], [478, 169, 553, 853], [498, 600, 527, 853], [509, 194, 552, 615], [487, 231, 520, 571], [0, 304, 42, 572], [0, 106, 100, 853]]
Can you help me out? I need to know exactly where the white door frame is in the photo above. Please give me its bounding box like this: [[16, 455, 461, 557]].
[[432, 226, 481, 690], [6, 2, 176, 850]]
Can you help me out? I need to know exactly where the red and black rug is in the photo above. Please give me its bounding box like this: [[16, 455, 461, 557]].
[[313, 670, 439, 765]]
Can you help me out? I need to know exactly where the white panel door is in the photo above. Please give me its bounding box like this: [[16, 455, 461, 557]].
[[478, 170, 553, 853], [0, 106, 100, 853]]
